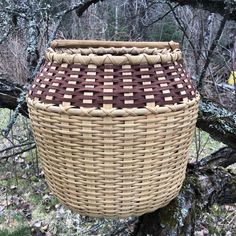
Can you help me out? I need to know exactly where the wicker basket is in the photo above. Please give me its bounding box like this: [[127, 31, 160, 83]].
[[27, 40, 199, 218]]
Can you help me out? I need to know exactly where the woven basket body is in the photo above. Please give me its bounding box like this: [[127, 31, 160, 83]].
[[27, 40, 199, 218]]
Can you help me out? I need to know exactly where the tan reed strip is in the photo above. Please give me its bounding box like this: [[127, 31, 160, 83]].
[[52, 47, 178, 55], [45, 49, 182, 65], [50, 40, 179, 50]]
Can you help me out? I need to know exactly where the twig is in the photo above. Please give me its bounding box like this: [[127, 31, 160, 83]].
[[168, 0, 236, 21], [197, 16, 227, 90], [143, 4, 179, 28], [0, 144, 36, 161], [0, 9, 29, 19], [0, 141, 35, 154], [167, 3, 196, 53], [197, 134, 210, 159], [167, 3, 200, 75]]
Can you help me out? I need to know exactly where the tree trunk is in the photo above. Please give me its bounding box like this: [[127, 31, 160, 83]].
[[169, 0, 236, 21]]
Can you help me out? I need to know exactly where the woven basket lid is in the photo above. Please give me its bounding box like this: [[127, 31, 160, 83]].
[[28, 40, 196, 109]]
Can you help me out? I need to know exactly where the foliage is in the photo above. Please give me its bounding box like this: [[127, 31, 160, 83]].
[[195, 204, 236, 235], [0, 226, 30, 236]]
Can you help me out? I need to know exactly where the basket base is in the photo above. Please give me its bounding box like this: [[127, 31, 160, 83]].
[[54, 193, 178, 218], [45, 177, 183, 218], [28, 96, 199, 218]]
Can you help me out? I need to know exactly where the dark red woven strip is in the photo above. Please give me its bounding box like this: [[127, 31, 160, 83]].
[[28, 61, 196, 108]]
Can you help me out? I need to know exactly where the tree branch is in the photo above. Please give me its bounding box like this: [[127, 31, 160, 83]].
[[143, 4, 178, 28], [0, 141, 35, 154], [0, 0, 104, 135], [197, 98, 236, 149], [0, 144, 36, 161], [1, 88, 28, 137], [169, 0, 236, 21], [167, 3, 196, 53], [75, 0, 104, 17], [0, 79, 28, 117], [198, 147, 236, 168], [1, 82, 236, 150], [197, 16, 227, 90]]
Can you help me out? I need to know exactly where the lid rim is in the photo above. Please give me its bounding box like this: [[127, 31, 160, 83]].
[[45, 49, 182, 65], [50, 40, 179, 50]]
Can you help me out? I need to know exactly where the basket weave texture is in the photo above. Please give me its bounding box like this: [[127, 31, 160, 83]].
[[27, 40, 199, 218]]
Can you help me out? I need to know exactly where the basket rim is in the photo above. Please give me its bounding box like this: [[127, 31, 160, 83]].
[[46, 40, 182, 65], [50, 40, 180, 50], [27, 93, 200, 117], [45, 50, 182, 65]]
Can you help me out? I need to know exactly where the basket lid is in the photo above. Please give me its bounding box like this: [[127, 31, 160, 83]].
[[28, 40, 196, 110]]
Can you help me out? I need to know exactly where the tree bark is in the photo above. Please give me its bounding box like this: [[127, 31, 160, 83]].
[[75, 0, 104, 17], [198, 147, 236, 168], [0, 79, 28, 117], [197, 98, 236, 149], [169, 0, 236, 21]]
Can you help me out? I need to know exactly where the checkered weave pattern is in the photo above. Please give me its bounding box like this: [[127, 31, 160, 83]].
[[28, 61, 195, 109]]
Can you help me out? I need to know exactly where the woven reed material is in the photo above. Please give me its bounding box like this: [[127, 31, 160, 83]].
[[47, 40, 181, 65], [53, 47, 178, 55], [50, 39, 180, 50], [45, 48, 182, 65], [28, 61, 196, 109], [27, 96, 199, 218], [27, 40, 200, 218]]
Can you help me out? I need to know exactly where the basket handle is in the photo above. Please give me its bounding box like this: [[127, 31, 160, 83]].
[[50, 40, 179, 50]]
